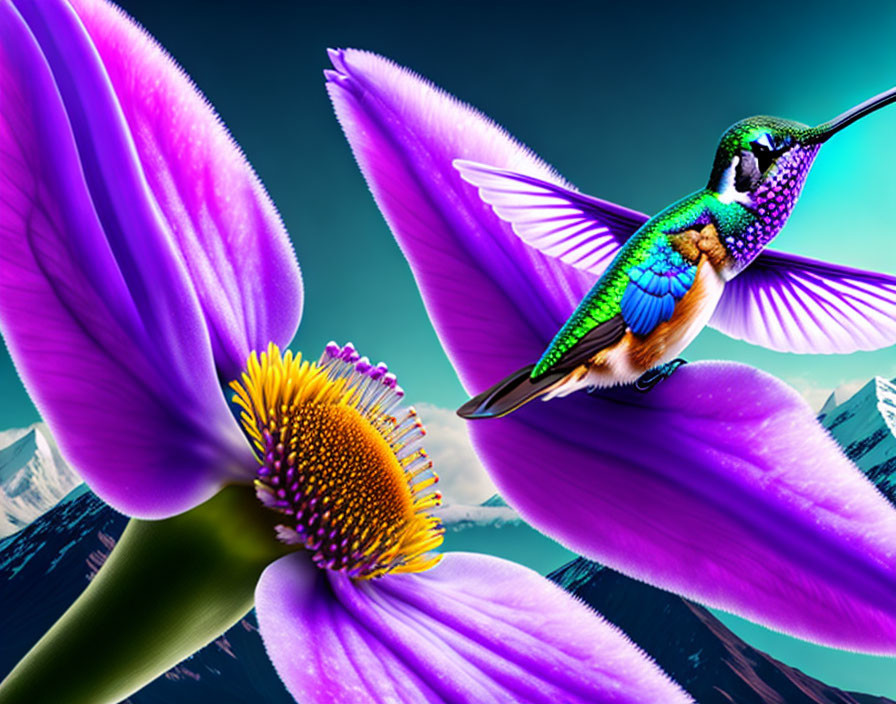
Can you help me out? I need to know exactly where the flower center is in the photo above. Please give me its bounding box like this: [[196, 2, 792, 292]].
[[230, 342, 443, 579]]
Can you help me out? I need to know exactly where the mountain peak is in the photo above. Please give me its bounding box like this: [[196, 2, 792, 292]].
[[818, 391, 839, 419], [0, 424, 81, 538], [0, 428, 40, 486], [817, 375, 896, 506]]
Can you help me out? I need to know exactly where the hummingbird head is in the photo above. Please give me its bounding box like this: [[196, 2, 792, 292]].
[[707, 87, 896, 273]]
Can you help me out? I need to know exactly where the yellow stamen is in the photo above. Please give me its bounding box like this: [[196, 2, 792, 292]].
[[230, 343, 443, 579]]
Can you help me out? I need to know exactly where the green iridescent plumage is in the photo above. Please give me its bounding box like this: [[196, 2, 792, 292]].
[[532, 191, 726, 377]]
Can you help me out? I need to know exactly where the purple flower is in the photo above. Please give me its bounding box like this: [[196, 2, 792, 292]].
[[0, 1, 693, 701], [326, 48, 896, 654]]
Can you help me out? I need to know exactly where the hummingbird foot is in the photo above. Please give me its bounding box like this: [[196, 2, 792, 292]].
[[633, 358, 688, 393]]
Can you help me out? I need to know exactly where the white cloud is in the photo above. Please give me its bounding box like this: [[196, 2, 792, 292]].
[[831, 379, 869, 405], [413, 402, 498, 505], [787, 375, 872, 413], [433, 503, 520, 531]]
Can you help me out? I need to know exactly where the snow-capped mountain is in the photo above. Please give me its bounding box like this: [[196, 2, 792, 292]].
[[819, 375, 896, 503], [0, 423, 82, 538]]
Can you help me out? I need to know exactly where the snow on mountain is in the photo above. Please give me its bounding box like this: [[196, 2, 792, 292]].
[[0, 423, 82, 538], [819, 375, 896, 504]]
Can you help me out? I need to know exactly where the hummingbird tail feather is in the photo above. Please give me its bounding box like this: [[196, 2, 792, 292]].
[[457, 365, 565, 419]]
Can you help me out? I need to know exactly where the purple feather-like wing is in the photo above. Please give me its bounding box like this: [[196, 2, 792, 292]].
[[710, 249, 896, 353], [0, 0, 277, 518], [255, 552, 693, 704], [328, 48, 896, 652], [454, 160, 646, 275]]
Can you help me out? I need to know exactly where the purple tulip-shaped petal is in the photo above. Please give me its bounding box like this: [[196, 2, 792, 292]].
[[326, 48, 598, 393], [327, 48, 896, 652], [68, 0, 303, 380], [256, 552, 693, 704], [0, 0, 304, 517]]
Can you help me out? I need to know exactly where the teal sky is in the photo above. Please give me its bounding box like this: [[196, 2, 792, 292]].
[[1, 0, 895, 696]]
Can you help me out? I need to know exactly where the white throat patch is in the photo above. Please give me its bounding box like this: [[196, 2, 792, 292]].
[[716, 156, 754, 206]]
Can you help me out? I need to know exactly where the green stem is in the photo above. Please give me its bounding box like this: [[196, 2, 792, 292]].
[[0, 485, 294, 704]]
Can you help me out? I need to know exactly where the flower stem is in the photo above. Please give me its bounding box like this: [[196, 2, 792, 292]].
[[0, 484, 293, 704]]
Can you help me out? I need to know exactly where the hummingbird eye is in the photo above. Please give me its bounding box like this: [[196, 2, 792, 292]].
[[749, 133, 782, 173], [753, 132, 776, 151]]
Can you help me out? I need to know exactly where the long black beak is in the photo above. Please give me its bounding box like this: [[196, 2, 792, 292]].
[[806, 86, 896, 144]]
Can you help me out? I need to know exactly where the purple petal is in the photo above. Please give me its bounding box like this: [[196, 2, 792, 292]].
[[255, 552, 693, 704], [470, 362, 896, 653], [327, 48, 896, 652], [710, 248, 896, 353], [326, 48, 598, 393], [71, 0, 303, 379], [0, 0, 254, 517]]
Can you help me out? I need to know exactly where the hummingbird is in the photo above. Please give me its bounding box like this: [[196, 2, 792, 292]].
[[457, 87, 896, 419]]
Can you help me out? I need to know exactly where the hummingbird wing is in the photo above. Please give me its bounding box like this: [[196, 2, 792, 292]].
[[619, 239, 697, 336], [454, 160, 648, 277], [710, 249, 896, 353]]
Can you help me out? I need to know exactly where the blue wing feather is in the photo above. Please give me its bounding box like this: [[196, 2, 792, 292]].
[[621, 240, 696, 336]]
